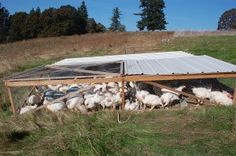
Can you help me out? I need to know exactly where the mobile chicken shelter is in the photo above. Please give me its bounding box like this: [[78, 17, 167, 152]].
[[4, 51, 236, 114]]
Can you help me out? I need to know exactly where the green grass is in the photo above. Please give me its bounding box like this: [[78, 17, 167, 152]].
[[0, 107, 236, 155], [1, 35, 236, 155], [161, 36, 236, 64]]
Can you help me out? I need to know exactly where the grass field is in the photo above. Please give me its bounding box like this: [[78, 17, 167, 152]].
[[0, 32, 236, 155]]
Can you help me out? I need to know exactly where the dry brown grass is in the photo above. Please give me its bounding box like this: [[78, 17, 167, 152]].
[[0, 32, 174, 74]]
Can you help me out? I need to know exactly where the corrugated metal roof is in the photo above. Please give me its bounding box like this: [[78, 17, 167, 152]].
[[124, 55, 236, 75], [53, 51, 193, 66], [51, 51, 236, 76]]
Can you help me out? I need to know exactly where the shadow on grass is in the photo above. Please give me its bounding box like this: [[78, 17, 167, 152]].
[[7, 131, 30, 142]]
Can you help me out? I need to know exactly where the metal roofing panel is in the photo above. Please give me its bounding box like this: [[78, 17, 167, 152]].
[[51, 51, 236, 76], [124, 55, 236, 75], [52, 51, 193, 66]]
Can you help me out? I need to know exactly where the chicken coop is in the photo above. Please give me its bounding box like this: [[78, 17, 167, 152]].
[[3, 51, 236, 115]]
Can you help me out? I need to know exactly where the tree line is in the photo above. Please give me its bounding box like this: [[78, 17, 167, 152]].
[[0, 1, 108, 43], [0, 0, 168, 43]]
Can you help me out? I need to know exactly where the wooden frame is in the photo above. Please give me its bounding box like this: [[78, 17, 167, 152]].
[[5, 73, 236, 87], [6, 87, 16, 115], [4, 72, 236, 114]]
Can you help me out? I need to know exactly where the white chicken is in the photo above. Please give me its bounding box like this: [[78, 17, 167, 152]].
[[46, 101, 65, 112], [143, 94, 163, 110], [66, 96, 84, 109], [20, 105, 37, 114], [125, 100, 139, 111]]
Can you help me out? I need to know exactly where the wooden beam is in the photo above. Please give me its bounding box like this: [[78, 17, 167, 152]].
[[4, 72, 236, 87], [5, 77, 123, 87], [7, 75, 111, 82], [6, 87, 16, 115], [144, 81, 212, 105], [47, 65, 119, 76]]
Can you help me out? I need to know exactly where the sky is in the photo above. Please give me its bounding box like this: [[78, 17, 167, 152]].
[[1, 0, 236, 31]]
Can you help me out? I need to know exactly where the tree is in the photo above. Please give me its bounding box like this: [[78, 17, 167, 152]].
[[40, 5, 79, 36], [86, 18, 97, 33], [39, 8, 55, 36], [77, 1, 88, 34], [86, 18, 106, 33], [96, 23, 106, 33], [25, 7, 41, 39], [109, 7, 126, 32], [53, 5, 78, 35], [135, 0, 167, 31], [2, 2, 106, 42], [218, 8, 236, 30], [8, 12, 28, 41], [78, 0, 88, 20], [0, 3, 10, 43]]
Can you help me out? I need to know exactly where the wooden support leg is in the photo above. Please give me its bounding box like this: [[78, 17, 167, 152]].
[[121, 78, 125, 110], [233, 80, 236, 106], [6, 87, 16, 115]]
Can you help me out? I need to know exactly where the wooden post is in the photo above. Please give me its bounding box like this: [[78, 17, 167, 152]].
[[6, 87, 16, 115], [233, 80, 236, 105], [121, 78, 125, 110]]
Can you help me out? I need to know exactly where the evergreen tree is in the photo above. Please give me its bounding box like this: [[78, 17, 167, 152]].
[[25, 7, 41, 39], [0, 3, 10, 43], [78, 1, 88, 20], [109, 7, 126, 32], [78, 1, 88, 34], [136, 0, 167, 31]]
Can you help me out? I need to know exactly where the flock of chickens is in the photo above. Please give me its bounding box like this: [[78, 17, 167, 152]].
[[19, 79, 234, 114]]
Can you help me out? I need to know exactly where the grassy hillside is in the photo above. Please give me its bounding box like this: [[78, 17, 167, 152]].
[[0, 32, 236, 155]]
